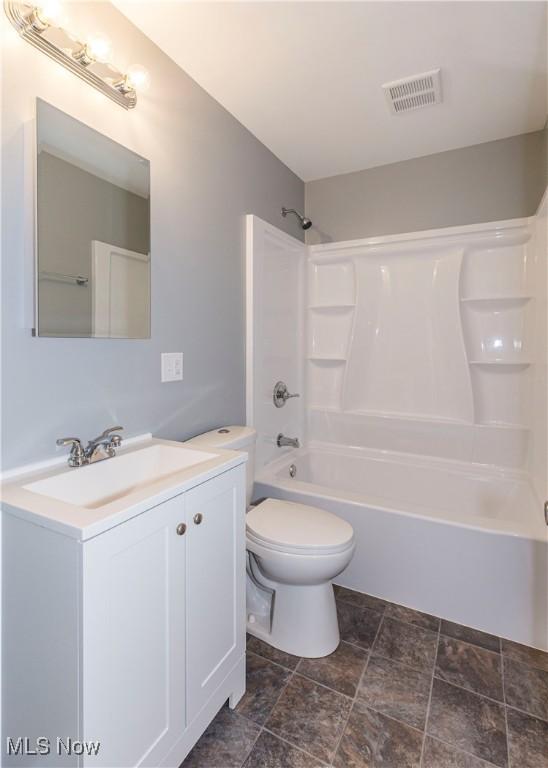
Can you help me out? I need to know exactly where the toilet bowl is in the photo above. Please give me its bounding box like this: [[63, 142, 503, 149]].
[[247, 498, 355, 656], [185, 426, 355, 658]]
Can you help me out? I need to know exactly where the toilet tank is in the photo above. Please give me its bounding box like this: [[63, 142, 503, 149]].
[[185, 426, 257, 507]]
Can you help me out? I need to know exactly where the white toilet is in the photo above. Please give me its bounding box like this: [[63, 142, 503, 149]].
[[186, 426, 355, 658]]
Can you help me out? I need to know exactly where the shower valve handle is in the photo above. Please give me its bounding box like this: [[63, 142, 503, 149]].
[[273, 381, 300, 408]]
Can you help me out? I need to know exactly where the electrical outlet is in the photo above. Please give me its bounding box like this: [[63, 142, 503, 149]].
[[161, 352, 183, 382]]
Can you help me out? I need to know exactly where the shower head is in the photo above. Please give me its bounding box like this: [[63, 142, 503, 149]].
[[281, 207, 312, 230]]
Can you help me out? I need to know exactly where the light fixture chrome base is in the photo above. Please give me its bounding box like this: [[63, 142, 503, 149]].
[[4, 1, 137, 109]]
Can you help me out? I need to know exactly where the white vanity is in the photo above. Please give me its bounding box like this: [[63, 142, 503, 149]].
[[2, 438, 247, 767]]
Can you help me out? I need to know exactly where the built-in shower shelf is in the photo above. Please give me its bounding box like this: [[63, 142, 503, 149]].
[[476, 420, 530, 429], [468, 360, 532, 367], [460, 296, 532, 305], [308, 304, 356, 311], [308, 355, 347, 362]]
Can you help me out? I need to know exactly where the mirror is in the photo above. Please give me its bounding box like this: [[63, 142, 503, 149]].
[[35, 99, 151, 338]]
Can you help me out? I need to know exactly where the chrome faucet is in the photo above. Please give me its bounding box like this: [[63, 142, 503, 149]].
[[277, 433, 300, 449], [85, 426, 124, 463], [57, 426, 123, 467]]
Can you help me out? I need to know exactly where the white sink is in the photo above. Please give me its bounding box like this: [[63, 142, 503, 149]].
[[23, 444, 217, 509]]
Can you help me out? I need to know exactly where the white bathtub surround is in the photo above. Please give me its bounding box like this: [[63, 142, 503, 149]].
[[246, 216, 306, 471], [306, 218, 542, 458], [308, 410, 530, 470], [247, 213, 545, 476], [529, 189, 548, 503], [246, 204, 547, 650]]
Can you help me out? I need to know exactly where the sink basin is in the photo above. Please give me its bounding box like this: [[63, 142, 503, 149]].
[[23, 444, 217, 509]]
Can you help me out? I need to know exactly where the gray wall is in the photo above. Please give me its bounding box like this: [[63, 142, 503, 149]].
[[1, 2, 304, 470], [306, 128, 548, 244], [38, 152, 150, 336]]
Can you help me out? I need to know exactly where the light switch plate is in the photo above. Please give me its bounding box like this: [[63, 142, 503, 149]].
[[161, 352, 183, 382]]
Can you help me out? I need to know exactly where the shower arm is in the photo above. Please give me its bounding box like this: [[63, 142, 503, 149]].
[[281, 207, 312, 230]]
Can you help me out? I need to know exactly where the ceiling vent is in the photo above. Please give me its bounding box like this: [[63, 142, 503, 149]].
[[382, 69, 442, 115]]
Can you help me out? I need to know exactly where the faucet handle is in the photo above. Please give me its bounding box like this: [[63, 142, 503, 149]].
[[56, 437, 83, 448], [101, 425, 123, 438], [273, 381, 300, 408], [90, 425, 124, 443], [110, 434, 122, 448], [56, 438, 86, 467]]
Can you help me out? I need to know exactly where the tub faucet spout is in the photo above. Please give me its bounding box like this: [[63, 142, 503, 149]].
[[277, 433, 300, 448]]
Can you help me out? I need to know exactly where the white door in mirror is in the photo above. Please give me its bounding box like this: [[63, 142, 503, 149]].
[[92, 241, 151, 339], [162, 352, 184, 382]]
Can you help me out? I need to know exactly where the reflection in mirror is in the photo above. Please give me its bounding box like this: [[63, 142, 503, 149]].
[[36, 99, 151, 338]]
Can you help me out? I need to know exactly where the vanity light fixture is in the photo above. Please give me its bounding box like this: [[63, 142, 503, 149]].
[[4, 1, 150, 109]]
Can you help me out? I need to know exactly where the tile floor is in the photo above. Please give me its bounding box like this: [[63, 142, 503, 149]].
[[182, 586, 548, 767]]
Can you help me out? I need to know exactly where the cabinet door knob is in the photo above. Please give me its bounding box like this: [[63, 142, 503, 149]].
[[193, 513, 203, 525], [176, 523, 187, 536]]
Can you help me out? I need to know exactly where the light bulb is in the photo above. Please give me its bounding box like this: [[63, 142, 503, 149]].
[[86, 35, 112, 63], [126, 64, 150, 92], [34, 0, 64, 27]]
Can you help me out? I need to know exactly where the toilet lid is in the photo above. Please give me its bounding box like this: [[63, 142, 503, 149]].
[[246, 498, 354, 554]]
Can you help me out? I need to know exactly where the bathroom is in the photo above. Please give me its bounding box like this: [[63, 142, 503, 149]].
[[1, 1, 547, 767]]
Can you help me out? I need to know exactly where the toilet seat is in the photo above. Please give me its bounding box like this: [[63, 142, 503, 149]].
[[246, 498, 354, 556]]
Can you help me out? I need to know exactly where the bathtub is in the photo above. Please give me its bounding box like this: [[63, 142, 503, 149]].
[[254, 443, 548, 650]]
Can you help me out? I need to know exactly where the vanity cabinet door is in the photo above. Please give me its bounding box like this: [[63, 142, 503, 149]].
[[81, 493, 187, 767], [185, 466, 246, 723]]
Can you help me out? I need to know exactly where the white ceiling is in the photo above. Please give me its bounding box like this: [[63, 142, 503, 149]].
[[114, 1, 547, 181], [38, 100, 150, 197]]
